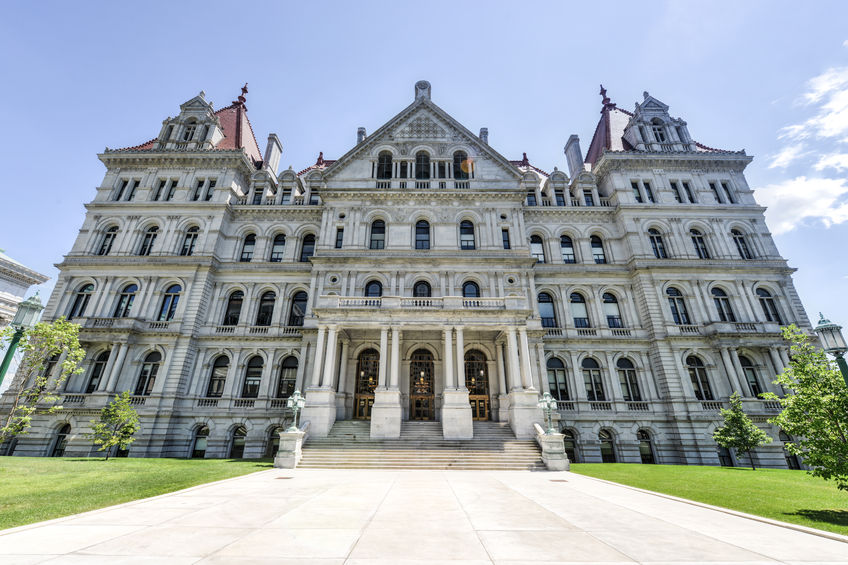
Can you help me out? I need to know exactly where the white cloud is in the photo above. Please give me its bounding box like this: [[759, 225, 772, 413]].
[[814, 153, 848, 172], [768, 143, 807, 168], [844, 39, 848, 48], [756, 176, 848, 234], [781, 66, 848, 142]]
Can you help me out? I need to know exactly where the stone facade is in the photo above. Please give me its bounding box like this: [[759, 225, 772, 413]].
[[1, 82, 809, 469]]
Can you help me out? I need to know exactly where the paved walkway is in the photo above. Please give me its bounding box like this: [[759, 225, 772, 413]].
[[1, 468, 846, 564]]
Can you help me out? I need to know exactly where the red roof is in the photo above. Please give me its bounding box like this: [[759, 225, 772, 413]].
[[510, 153, 549, 177]]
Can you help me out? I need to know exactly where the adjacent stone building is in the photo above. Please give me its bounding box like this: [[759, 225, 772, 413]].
[[1, 82, 807, 468]]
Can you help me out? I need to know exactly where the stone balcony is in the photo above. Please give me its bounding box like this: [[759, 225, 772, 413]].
[[702, 321, 782, 336], [554, 397, 781, 418], [80, 317, 182, 335], [543, 326, 649, 340], [201, 325, 303, 338]]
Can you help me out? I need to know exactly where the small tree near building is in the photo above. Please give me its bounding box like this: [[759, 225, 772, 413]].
[[713, 391, 772, 469], [88, 391, 140, 459], [764, 325, 848, 490]]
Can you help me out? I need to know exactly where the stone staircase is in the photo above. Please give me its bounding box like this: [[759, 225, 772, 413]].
[[298, 420, 545, 470]]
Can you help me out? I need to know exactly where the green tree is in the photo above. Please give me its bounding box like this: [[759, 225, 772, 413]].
[[87, 391, 140, 459], [0, 318, 85, 442], [763, 325, 848, 490], [713, 391, 772, 469]]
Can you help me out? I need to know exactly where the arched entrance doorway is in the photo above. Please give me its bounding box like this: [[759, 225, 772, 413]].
[[354, 348, 379, 419], [465, 350, 490, 420], [409, 349, 435, 420]]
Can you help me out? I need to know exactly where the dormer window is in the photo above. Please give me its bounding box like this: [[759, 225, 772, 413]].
[[183, 124, 196, 141], [651, 119, 666, 143]]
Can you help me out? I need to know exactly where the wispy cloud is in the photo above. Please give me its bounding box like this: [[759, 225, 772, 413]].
[[814, 152, 848, 172], [768, 143, 807, 168], [758, 176, 848, 235]]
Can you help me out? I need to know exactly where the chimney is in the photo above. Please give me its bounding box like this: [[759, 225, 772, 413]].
[[357, 127, 366, 144], [479, 127, 489, 144], [264, 133, 283, 174], [564, 135, 584, 178], [415, 80, 431, 101]]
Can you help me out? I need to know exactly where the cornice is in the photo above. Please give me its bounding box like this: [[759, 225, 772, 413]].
[[593, 151, 753, 178], [98, 149, 255, 173], [0, 261, 49, 286]]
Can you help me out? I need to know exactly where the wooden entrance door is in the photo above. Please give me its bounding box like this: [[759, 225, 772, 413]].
[[354, 348, 379, 420], [409, 349, 435, 420], [465, 350, 490, 421]]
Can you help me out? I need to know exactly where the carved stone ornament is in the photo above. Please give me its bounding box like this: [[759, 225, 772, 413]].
[[397, 116, 446, 139]]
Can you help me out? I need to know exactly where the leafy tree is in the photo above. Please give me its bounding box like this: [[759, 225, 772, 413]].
[[763, 325, 848, 490], [0, 318, 85, 442], [713, 391, 772, 469], [88, 391, 140, 459]]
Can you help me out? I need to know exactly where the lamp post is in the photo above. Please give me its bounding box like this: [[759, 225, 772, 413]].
[[285, 389, 306, 432], [0, 293, 44, 387], [813, 312, 848, 387], [537, 392, 558, 435]]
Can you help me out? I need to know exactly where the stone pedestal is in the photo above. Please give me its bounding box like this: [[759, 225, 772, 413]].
[[273, 429, 305, 469], [299, 388, 336, 438], [442, 389, 473, 439], [508, 389, 543, 439], [536, 430, 570, 471], [497, 393, 510, 423], [370, 389, 402, 439]]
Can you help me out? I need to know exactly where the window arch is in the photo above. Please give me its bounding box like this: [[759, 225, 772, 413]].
[[637, 430, 655, 464], [240, 234, 256, 262], [299, 234, 316, 262], [255, 291, 276, 326], [377, 151, 392, 180], [265, 426, 284, 458], [182, 120, 197, 141], [191, 425, 209, 458], [462, 281, 480, 298], [51, 424, 71, 457], [538, 292, 557, 328], [97, 226, 118, 256], [453, 151, 469, 180], [413, 281, 431, 297], [365, 280, 383, 298], [570, 292, 590, 328], [415, 220, 430, 250], [288, 291, 308, 326], [113, 284, 138, 318], [530, 235, 546, 263], [711, 287, 736, 322], [459, 221, 476, 250], [686, 356, 713, 400], [138, 226, 158, 256], [206, 355, 228, 398], [68, 283, 94, 319], [158, 284, 182, 321], [648, 228, 668, 259], [590, 235, 606, 264], [415, 151, 430, 179], [269, 234, 286, 262], [602, 293, 623, 328], [756, 288, 783, 324], [85, 351, 110, 393], [599, 429, 616, 463], [561, 428, 577, 462], [732, 229, 753, 260], [560, 235, 576, 263], [739, 355, 763, 397], [666, 287, 691, 325], [242, 356, 263, 398], [582, 358, 605, 401], [547, 357, 569, 401], [277, 356, 298, 398], [690, 229, 710, 259], [223, 290, 244, 326], [617, 358, 641, 401], [180, 226, 199, 256], [650, 118, 666, 143], [135, 351, 161, 396], [229, 426, 247, 459], [370, 220, 386, 249]]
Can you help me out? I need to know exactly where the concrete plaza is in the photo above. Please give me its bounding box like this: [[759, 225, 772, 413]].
[[0, 468, 846, 564]]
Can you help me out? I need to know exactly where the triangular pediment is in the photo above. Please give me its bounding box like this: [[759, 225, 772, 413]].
[[178, 93, 216, 118], [635, 93, 670, 116]]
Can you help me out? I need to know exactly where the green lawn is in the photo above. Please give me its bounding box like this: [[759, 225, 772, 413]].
[[571, 463, 848, 536], [0, 457, 272, 530]]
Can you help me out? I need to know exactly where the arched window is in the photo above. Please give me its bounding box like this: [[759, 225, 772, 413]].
[[666, 287, 691, 325], [462, 281, 480, 298], [651, 118, 666, 143], [756, 288, 783, 324], [85, 351, 110, 393], [365, 280, 383, 297], [230, 426, 247, 459], [547, 357, 569, 401], [602, 293, 623, 328], [370, 220, 386, 249], [648, 228, 668, 259], [590, 235, 606, 264], [460, 221, 475, 250], [453, 151, 469, 180], [561, 428, 577, 462], [183, 121, 197, 141], [377, 151, 392, 180], [686, 356, 713, 400], [690, 229, 710, 259], [158, 284, 181, 321], [255, 291, 276, 326], [582, 358, 605, 401], [97, 226, 118, 256], [739, 355, 763, 397], [299, 234, 316, 262], [191, 425, 209, 458], [138, 226, 158, 256], [538, 292, 557, 328], [637, 430, 655, 464], [711, 288, 736, 322], [599, 430, 616, 463], [413, 281, 431, 297], [530, 235, 546, 263], [732, 229, 753, 260], [206, 356, 228, 398], [277, 356, 298, 398], [135, 351, 161, 396], [113, 284, 138, 318], [67, 284, 93, 319], [265, 426, 284, 458], [415, 151, 430, 179], [288, 291, 308, 326], [779, 431, 801, 469], [560, 235, 576, 263], [464, 350, 489, 402], [51, 424, 71, 457], [415, 220, 430, 249], [269, 234, 286, 262], [240, 234, 256, 262], [242, 356, 263, 398], [617, 358, 641, 401], [180, 226, 199, 256], [570, 292, 589, 328], [223, 291, 244, 326]]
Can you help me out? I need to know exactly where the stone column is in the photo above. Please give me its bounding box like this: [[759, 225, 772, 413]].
[[294, 342, 309, 391], [518, 327, 534, 390], [390, 327, 401, 389], [536, 343, 550, 393], [443, 327, 454, 389], [779, 347, 791, 368], [768, 347, 785, 374], [455, 326, 465, 390], [104, 343, 129, 392], [300, 325, 336, 438], [729, 348, 749, 397], [321, 326, 338, 389], [371, 326, 402, 439], [496, 342, 508, 395], [719, 347, 743, 397], [96, 344, 119, 392], [310, 325, 326, 388], [337, 340, 350, 393], [506, 327, 521, 391], [378, 327, 389, 388]]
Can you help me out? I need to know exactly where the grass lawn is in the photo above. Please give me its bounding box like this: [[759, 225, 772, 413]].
[[571, 463, 848, 536], [0, 457, 272, 530]]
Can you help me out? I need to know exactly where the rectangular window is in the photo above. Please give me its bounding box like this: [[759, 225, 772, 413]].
[[670, 181, 682, 203], [631, 181, 643, 203], [399, 162, 408, 178], [643, 181, 655, 203], [165, 179, 177, 201], [335, 228, 344, 249], [192, 179, 204, 201], [526, 191, 537, 206], [502, 229, 511, 250], [682, 181, 696, 203], [721, 182, 736, 204], [555, 190, 566, 206], [709, 182, 723, 203], [281, 189, 290, 204], [125, 180, 139, 201], [153, 179, 167, 201], [583, 190, 594, 206], [437, 162, 446, 179], [309, 191, 319, 205], [114, 179, 129, 201], [205, 179, 216, 201]]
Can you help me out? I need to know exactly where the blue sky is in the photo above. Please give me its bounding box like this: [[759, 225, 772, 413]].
[[2, 0, 848, 329]]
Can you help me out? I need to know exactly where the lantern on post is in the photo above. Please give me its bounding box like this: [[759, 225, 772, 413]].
[[0, 292, 44, 386], [813, 313, 848, 386], [285, 389, 306, 432], [537, 392, 558, 435]]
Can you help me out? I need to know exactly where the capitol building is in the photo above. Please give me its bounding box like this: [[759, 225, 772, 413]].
[[1, 81, 809, 468]]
